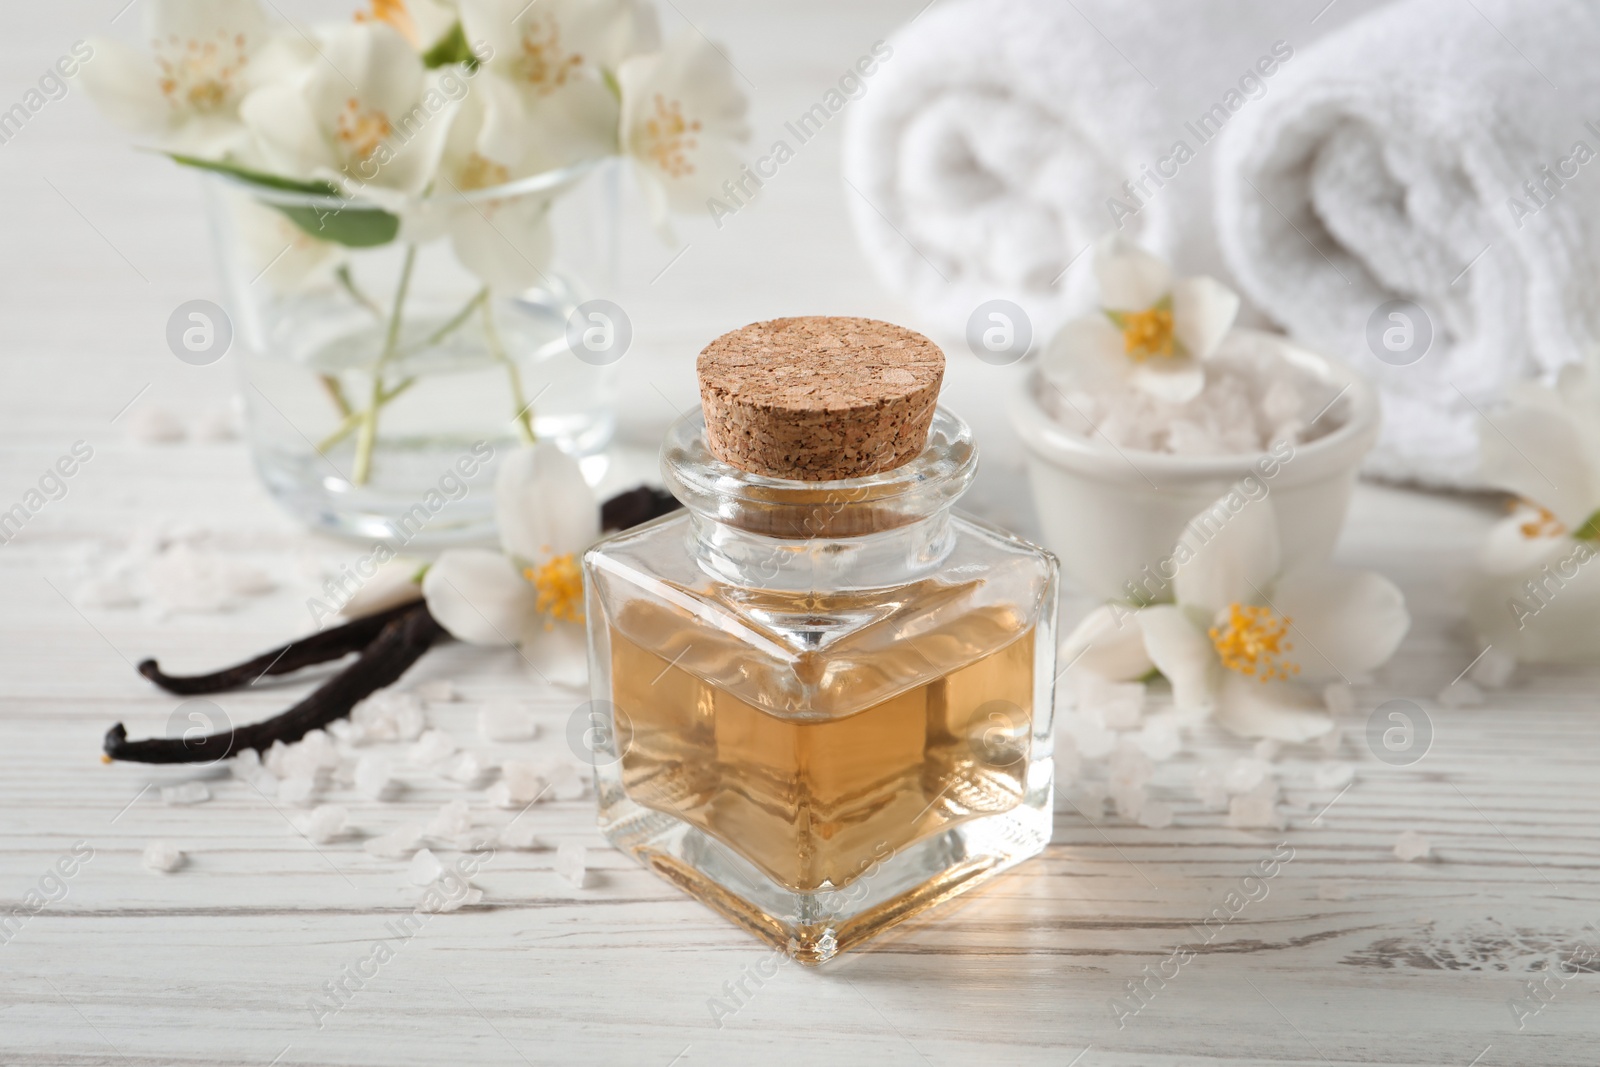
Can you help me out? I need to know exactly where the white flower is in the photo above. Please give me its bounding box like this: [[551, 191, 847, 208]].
[[460, 0, 658, 173], [618, 34, 749, 224], [422, 442, 598, 686], [359, 0, 461, 53], [81, 0, 297, 157], [1063, 495, 1409, 741], [1466, 363, 1600, 662], [1041, 235, 1240, 404], [239, 21, 462, 203], [224, 185, 344, 292]]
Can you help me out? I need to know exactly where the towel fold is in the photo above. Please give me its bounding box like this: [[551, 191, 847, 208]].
[[1215, 0, 1600, 487], [842, 0, 1384, 339]]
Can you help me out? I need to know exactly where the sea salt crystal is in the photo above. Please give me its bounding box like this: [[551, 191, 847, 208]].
[[432, 881, 483, 913], [1137, 801, 1174, 829], [1076, 673, 1145, 730], [300, 804, 348, 844], [1313, 763, 1355, 791], [1224, 758, 1270, 795], [1321, 682, 1354, 718], [1193, 765, 1230, 810], [414, 680, 458, 703], [1068, 715, 1117, 760], [485, 781, 516, 809], [1469, 647, 1516, 689], [351, 690, 427, 742], [1394, 830, 1431, 862], [354, 754, 394, 800], [1226, 781, 1283, 830], [440, 751, 489, 786], [551, 764, 591, 801], [161, 781, 211, 806], [409, 729, 458, 766], [1252, 739, 1282, 763], [1260, 378, 1303, 424], [409, 848, 444, 886], [76, 575, 139, 608], [142, 841, 184, 873], [425, 799, 472, 840], [478, 702, 538, 742], [499, 760, 551, 804], [277, 776, 317, 807], [126, 405, 186, 444], [1113, 785, 1147, 820], [555, 842, 589, 889], [1438, 682, 1484, 708], [497, 820, 546, 851], [364, 823, 424, 859], [1135, 720, 1182, 762]]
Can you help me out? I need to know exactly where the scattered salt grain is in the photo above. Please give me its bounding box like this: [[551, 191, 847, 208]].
[[1226, 781, 1284, 830], [1468, 647, 1516, 690], [555, 842, 589, 889], [485, 781, 516, 809], [478, 702, 538, 742], [1068, 715, 1117, 760], [1252, 739, 1282, 763], [1223, 758, 1270, 795], [277, 777, 317, 807], [497, 820, 546, 851], [1313, 763, 1355, 791], [161, 781, 211, 806], [409, 729, 458, 766], [550, 764, 591, 802], [76, 575, 139, 608], [432, 881, 483, 913], [1193, 765, 1230, 810], [1077, 673, 1145, 730], [142, 841, 184, 873], [499, 760, 551, 804], [1394, 830, 1431, 862], [351, 690, 427, 742], [409, 848, 444, 886], [424, 799, 472, 840], [1437, 681, 1484, 708], [1135, 720, 1182, 762], [364, 823, 424, 859], [126, 405, 186, 444], [144, 544, 274, 614], [1113, 785, 1147, 820], [439, 751, 489, 786], [300, 804, 348, 844], [414, 680, 458, 703], [1137, 801, 1174, 829], [354, 753, 394, 800]]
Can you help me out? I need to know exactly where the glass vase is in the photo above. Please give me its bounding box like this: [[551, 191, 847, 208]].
[[204, 163, 620, 545]]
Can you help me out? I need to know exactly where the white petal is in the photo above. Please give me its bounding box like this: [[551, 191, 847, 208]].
[[1478, 512, 1570, 577], [521, 620, 589, 688], [1173, 495, 1282, 616], [495, 442, 600, 563], [1094, 233, 1171, 311], [446, 194, 554, 291], [78, 41, 170, 138], [1039, 315, 1129, 392], [1465, 538, 1600, 663], [339, 557, 425, 618], [1131, 358, 1206, 404], [1479, 394, 1599, 530], [1139, 605, 1218, 712], [422, 549, 535, 646], [145, 0, 268, 42], [1272, 567, 1410, 681], [240, 80, 341, 177], [1214, 673, 1333, 742], [1171, 275, 1240, 362], [1059, 604, 1153, 682]]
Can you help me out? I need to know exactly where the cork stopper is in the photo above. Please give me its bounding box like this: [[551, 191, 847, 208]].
[[696, 317, 945, 481]]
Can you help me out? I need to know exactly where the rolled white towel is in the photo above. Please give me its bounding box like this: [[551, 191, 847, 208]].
[[842, 0, 1387, 340], [1215, 0, 1600, 487]]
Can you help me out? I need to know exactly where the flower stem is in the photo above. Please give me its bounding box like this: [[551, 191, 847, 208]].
[[351, 244, 418, 486], [315, 376, 417, 453], [415, 285, 489, 352], [336, 264, 385, 319], [481, 296, 536, 444]]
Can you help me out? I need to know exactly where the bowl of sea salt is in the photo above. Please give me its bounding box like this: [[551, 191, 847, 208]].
[[1013, 328, 1379, 601]]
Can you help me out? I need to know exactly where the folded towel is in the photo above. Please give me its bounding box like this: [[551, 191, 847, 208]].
[[1215, 0, 1600, 487], [842, 0, 1387, 339]]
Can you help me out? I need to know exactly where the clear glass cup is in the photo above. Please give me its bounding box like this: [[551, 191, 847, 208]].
[[204, 163, 621, 545], [582, 407, 1059, 962]]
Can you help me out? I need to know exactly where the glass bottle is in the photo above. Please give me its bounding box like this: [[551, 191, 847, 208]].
[[581, 319, 1058, 963]]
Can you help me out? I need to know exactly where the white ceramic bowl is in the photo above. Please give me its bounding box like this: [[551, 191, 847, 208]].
[[1013, 329, 1380, 602]]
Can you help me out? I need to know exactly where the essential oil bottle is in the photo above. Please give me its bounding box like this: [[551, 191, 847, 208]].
[[582, 317, 1058, 962]]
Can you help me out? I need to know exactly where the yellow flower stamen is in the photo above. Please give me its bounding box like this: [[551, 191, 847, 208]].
[[335, 98, 393, 163], [1120, 305, 1176, 361], [524, 553, 584, 628], [1512, 500, 1566, 539], [514, 17, 583, 93], [642, 94, 701, 178], [356, 0, 419, 46], [154, 31, 250, 113], [458, 152, 511, 191], [1208, 602, 1299, 683]]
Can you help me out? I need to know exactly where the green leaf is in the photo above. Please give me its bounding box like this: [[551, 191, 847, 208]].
[[274, 203, 401, 248], [1103, 308, 1127, 329], [166, 152, 340, 197], [422, 21, 478, 70], [1574, 508, 1600, 540]]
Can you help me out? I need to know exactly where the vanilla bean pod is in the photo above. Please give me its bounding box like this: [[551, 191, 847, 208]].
[[137, 599, 422, 695], [601, 485, 680, 531], [104, 603, 444, 764]]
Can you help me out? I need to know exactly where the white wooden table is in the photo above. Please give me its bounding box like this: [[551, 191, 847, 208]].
[[3, 2, 1598, 1064]]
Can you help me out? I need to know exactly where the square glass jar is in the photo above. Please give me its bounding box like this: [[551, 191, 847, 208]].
[[582, 408, 1057, 962]]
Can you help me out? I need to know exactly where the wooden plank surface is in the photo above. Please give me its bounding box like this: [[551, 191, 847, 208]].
[[2, 2, 1598, 1065]]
